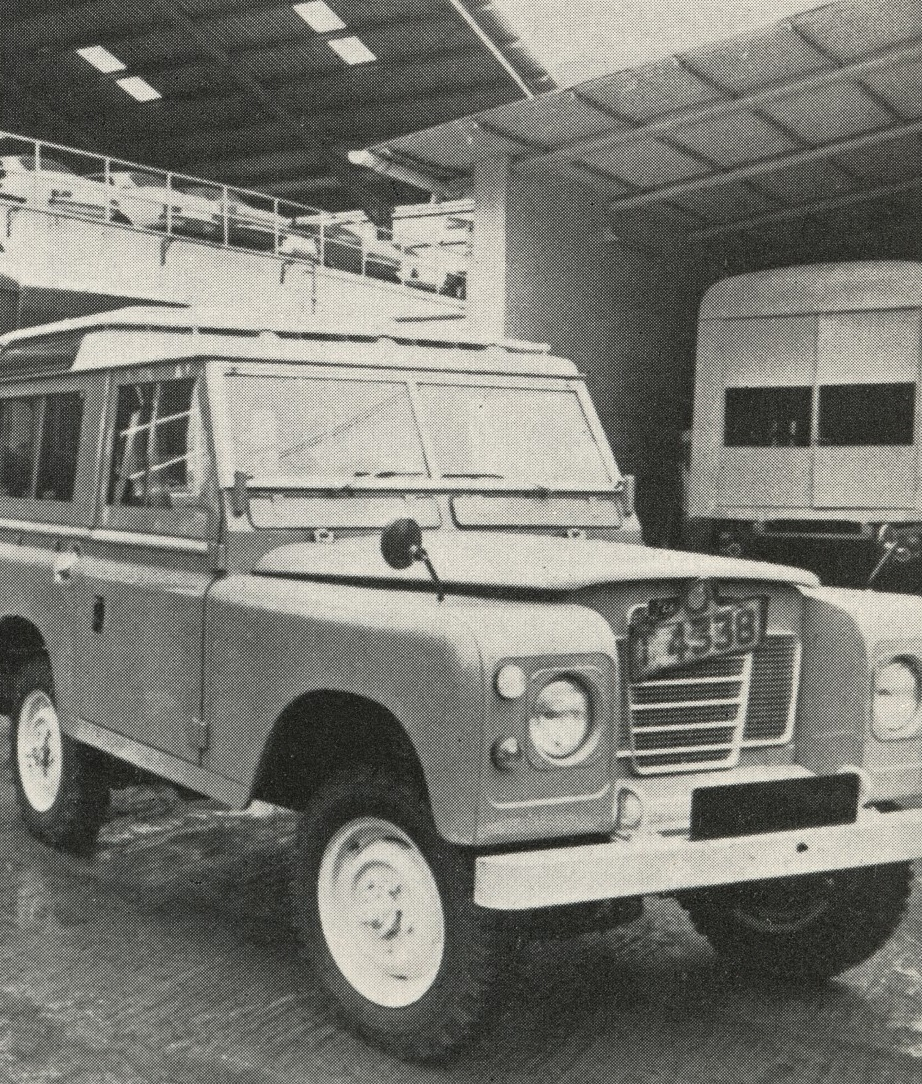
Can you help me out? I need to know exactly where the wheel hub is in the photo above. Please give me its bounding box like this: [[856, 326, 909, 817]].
[[317, 817, 446, 1008], [16, 690, 63, 814], [733, 876, 832, 933]]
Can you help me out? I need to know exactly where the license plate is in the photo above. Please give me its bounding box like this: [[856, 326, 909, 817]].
[[690, 774, 860, 841], [628, 595, 766, 681]]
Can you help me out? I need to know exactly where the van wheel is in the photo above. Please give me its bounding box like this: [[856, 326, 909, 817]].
[[10, 656, 109, 851], [680, 863, 913, 983], [292, 767, 510, 1060]]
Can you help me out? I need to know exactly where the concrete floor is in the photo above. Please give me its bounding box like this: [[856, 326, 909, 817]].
[[0, 774, 921, 1083]]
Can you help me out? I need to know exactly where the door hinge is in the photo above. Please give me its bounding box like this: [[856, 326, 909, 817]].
[[188, 715, 210, 753]]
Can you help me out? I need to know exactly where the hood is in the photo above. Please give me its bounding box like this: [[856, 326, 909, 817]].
[[254, 533, 819, 593]]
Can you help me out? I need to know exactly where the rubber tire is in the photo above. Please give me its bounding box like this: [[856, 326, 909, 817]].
[[10, 655, 109, 852], [680, 862, 913, 983], [292, 767, 510, 1061]]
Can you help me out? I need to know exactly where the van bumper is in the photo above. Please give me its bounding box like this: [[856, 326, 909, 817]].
[[474, 807, 922, 910]]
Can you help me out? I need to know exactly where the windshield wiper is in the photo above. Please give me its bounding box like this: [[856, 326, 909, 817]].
[[441, 472, 505, 480], [353, 470, 427, 478]]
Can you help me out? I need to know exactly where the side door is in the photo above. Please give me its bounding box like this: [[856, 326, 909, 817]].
[[0, 376, 98, 721], [712, 315, 818, 510], [811, 309, 921, 510], [75, 364, 220, 761]]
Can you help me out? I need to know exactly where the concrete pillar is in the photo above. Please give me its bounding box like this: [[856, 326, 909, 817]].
[[469, 149, 511, 338]]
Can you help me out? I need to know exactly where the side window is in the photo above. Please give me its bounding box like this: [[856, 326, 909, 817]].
[[818, 383, 915, 446], [724, 387, 812, 447], [36, 392, 83, 500], [0, 392, 84, 501], [105, 377, 212, 538], [0, 397, 39, 498]]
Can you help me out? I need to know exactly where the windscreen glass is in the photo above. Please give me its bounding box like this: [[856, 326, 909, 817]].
[[228, 375, 427, 479], [223, 371, 617, 529], [415, 384, 611, 486]]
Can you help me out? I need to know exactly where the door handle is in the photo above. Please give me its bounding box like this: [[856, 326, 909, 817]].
[[92, 595, 105, 634], [52, 550, 79, 583]]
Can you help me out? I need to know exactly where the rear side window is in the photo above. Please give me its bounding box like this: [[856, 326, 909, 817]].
[[818, 383, 915, 446], [0, 392, 84, 501], [724, 387, 812, 447]]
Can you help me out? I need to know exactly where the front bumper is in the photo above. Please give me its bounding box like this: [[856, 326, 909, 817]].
[[474, 806, 922, 910]]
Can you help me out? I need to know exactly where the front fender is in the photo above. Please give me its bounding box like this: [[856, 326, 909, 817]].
[[203, 575, 615, 843], [798, 585, 922, 801]]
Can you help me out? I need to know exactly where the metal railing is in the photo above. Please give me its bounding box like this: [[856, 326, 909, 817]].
[[0, 131, 469, 300]]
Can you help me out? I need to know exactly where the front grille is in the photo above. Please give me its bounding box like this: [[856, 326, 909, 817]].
[[620, 634, 799, 775], [744, 635, 800, 743]]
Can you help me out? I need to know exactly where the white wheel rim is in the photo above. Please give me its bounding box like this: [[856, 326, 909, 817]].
[[317, 816, 446, 1008], [16, 690, 63, 814]]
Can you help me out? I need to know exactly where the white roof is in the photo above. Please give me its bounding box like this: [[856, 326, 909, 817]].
[[0, 306, 576, 380], [699, 260, 922, 320]]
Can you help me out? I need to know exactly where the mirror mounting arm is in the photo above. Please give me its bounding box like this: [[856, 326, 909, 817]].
[[413, 543, 445, 603]]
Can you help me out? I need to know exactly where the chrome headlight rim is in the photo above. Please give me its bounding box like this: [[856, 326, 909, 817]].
[[872, 655, 922, 741], [527, 674, 598, 766]]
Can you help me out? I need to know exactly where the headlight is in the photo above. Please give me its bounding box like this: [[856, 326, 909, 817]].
[[872, 657, 922, 740], [529, 678, 592, 761]]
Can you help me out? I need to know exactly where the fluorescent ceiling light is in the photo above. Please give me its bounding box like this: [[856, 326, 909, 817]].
[[328, 36, 376, 65], [116, 76, 162, 102], [76, 45, 126, 73], [293, 1, 346, 32]]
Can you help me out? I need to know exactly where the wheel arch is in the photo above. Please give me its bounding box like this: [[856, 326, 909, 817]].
[[0, 615, 48, 714], [250, 689, 430, 812]]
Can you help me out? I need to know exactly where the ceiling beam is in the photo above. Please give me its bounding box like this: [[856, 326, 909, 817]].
[[447, 0, 533, 97], [187, 78, 513, 167], [687, 172, 922, 243], [609, 115, 922, 213], [512, 34, 922, 175], [254, 175, 341, 198]]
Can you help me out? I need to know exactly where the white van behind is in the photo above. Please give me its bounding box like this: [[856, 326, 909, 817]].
[[688, 261, 922, 587]]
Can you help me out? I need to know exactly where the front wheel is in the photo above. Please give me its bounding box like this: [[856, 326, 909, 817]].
[[680, 862, 913, 983], [292, 768, 510, 1060], [10, 655, 109, 851]]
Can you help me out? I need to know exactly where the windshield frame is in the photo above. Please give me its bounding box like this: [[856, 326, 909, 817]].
[[206, 359, 622, 498]]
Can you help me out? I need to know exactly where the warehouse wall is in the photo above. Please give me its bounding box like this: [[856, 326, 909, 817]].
[[474, 162, 716, 544]]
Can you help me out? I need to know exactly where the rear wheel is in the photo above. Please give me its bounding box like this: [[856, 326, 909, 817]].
[[293, 767, 510, 1060], [680, 862, 913, 983], [10, 656, 109, 852]]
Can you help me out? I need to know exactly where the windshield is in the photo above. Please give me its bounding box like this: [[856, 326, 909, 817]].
[[224, 370, 618, 528], [415, 383, 611, 486], [228, 374, 427, 480]]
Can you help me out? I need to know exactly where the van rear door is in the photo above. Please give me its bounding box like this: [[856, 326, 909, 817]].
[[811, 309, 920, 510], [711, 316, 816, 509]]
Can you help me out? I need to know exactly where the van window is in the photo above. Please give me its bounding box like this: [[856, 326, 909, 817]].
[[724, 387, 812, 447], [818, 383, 915, 446], [0, 392, 84, 501]]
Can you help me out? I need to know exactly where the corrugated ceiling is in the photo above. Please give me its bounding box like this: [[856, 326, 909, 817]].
[[0, 0, 551, 214], [368, 0, 922, 246]]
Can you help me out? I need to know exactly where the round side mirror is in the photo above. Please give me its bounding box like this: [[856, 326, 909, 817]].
[[381, 518, 423, 570]]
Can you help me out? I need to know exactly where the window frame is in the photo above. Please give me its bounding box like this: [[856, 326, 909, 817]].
[[99, 362, 219, 542], [0, 372, 97, 528]]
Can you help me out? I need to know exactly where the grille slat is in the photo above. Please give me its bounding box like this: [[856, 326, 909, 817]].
[[620, 633, 799, 775]]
